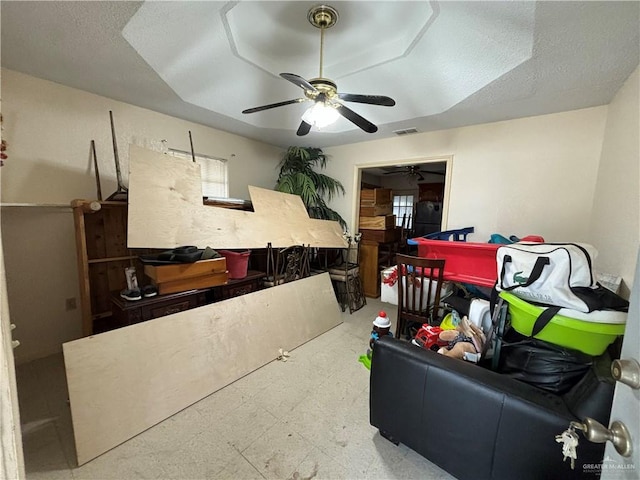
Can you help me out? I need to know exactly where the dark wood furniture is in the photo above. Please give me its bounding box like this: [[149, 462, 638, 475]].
[[215, 270, 264, 300], [72, 199, 160, 336], [395, 254, 445, 339], [418, 182, 445, 202], [110, 270, 265, 330], [111, 288, 211, 328], [359, 228, 402, 298], [72, 198, 256, 336]]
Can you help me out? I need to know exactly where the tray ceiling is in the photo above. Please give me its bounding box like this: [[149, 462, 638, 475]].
[[1, 1, 638, 148]]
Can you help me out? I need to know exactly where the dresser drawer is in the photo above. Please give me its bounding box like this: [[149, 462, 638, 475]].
[[140, 292, 206, 321], [111, 290, 209, 327]]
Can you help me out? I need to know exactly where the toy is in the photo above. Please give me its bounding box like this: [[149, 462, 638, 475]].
[[360, 311, 394, 371], [437, 315, 486, 363], [411, 324, 449, 351], [369, 311, 393, 350]]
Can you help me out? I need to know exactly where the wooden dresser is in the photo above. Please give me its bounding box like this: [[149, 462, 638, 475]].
[[110, 270, 265, 329]]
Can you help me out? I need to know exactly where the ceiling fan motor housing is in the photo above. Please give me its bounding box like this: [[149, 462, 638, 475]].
[[308, 5, 339, 29], [307, 78, 338, 100]]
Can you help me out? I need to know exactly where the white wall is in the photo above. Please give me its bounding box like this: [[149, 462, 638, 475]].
[[589, 67, 640, 297], [324, 107, 608, 245], [2, 66, 638, 363], [0, 69, 282, 203], [0, 69, 284, 364]]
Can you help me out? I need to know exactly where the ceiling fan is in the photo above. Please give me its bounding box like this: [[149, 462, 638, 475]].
[[242, 4, 395, 136], [382, 165, 446, 181]]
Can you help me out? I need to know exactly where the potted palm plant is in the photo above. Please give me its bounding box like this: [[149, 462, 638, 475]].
[[275, 146, 346, 229]]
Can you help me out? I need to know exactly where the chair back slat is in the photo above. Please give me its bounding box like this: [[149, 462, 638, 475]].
[[264, 244, 311, 286], [395, 253, 445, 339]]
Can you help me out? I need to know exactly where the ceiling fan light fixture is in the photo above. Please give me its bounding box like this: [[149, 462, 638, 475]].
[[242, 4, 394, 136], [301, 101, 339, 129]]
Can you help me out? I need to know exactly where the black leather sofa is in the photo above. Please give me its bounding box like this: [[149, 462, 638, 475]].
[[370, 336, 614, 480]]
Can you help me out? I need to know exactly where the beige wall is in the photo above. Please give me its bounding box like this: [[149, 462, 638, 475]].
[[2, 65, 638, 363], [1, 69, 282, 203], [0, 69, 283, 364], [323, 72, 639, 294], [589, 67, 640, 297], [324, 107, 607, 245]]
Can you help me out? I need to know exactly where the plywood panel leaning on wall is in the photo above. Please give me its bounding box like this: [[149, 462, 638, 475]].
[[127, 145, 347, 249], [1, 241, 25, 479], [63, 273, 341, 466]]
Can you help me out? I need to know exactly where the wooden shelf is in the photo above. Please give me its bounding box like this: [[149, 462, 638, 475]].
[[1, 203, 72, 209], [72, 198, 258, 336], [72, 200, 156, 336], [88, 255, 138, 264]]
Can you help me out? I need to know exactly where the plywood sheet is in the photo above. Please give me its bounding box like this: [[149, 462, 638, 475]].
[[127, 145, 347, 249], [63, 273, 340, 465], [1, 242, 25, 479]]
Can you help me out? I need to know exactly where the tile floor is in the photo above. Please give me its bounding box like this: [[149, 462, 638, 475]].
[[16, 297, 454, 480]]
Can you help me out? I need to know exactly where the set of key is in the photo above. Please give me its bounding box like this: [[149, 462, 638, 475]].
[[556, 416, 633, 469], [555, 421, 586, 469]]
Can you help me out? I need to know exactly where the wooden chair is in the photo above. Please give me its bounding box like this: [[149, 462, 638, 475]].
[[263, 243, 310, 287], [378, 213, 413, 268], [395, 253, 445, 340], [398, 213, 412, 255]]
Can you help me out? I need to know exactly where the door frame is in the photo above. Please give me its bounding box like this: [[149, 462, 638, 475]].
[[351, 155, 454, 234]]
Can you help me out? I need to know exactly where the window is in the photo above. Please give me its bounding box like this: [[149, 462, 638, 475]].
[[167, 149, 228, 198], [393, 194, 414, 227]]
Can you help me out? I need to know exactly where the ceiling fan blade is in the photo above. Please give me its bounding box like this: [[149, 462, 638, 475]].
[[338, 93, 395, 107], [417, 173, 425, 181], [335, 104, 378, 133], [296, 120, 312, 136], [420, 170, 446, 176], [242, 98, 307, 114], [280, 73, 318, 92]]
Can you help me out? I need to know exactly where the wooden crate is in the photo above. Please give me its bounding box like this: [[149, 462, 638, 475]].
[[360, 228, 401, 243], [359, 214, 396, 230], [360, 188, 392, 206], [359, 204, 392, 217], [144, 257, 227, 284], [154, 271, 228, 295]]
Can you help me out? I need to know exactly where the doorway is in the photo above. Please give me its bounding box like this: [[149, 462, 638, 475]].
[[352, 156, 452, 299], [354, 156, 453, 238]]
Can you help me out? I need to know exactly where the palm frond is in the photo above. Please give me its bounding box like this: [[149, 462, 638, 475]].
[[308, 171, 345, 200], [275, 146, 346, 227], [276, 173, 318, 206]]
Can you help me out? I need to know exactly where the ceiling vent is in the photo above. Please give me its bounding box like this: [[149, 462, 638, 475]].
[[393, 128, 418, 136]]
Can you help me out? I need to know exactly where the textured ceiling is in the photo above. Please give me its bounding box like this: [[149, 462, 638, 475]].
[[1, 1, 639, 148]]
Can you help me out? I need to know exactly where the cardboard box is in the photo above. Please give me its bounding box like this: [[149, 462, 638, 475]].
[[144, 257, 227, 284], [359, 214, 396, 230], [155, 271, 228, 295]]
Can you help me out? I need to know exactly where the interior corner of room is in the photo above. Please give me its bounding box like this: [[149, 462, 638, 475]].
[[1, 1, 639, 478], [2, 62, 639, 477]]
